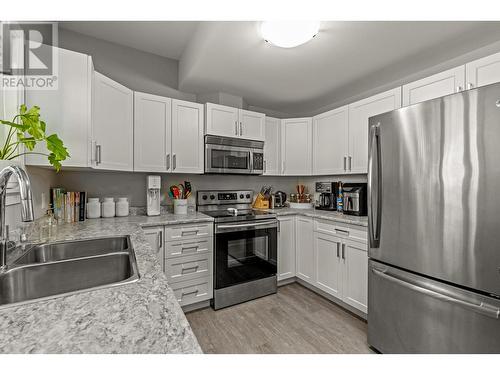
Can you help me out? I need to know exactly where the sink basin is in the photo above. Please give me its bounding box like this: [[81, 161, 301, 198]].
[[0, 236, 139, 308], [14, 236, 129, 265]]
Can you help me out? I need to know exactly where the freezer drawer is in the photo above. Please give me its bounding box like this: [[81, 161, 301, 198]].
[[368, 260, 500, 353]]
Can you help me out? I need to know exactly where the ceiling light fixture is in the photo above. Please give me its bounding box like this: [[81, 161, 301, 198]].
[[260, 21, 320, 48]]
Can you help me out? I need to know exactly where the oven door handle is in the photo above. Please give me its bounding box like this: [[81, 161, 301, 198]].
[[216, 220, 278, 233]]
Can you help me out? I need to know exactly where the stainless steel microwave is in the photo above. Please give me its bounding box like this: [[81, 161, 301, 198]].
[[205, 135, 264, 175]]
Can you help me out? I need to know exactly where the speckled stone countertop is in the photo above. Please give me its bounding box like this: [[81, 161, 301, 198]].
[[0, 212, 213, 354], [265, 208, 368, 227]]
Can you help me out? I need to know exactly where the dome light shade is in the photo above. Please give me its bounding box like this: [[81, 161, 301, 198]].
[[260, 21, 320, 48]]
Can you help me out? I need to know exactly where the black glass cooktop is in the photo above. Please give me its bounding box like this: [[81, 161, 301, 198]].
[[203, 209, 276, 223]]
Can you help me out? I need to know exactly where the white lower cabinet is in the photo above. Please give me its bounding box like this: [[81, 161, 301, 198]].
[[162, 222, 214, 307], [295, 216, 315, 282], [315, 233, 343, 299], [277, 216, 296, 281], [342, 239, 368, 313], [143, 226, 164, 272]]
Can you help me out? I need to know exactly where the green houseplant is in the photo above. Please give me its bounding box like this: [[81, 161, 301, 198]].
[[0, 105, 69, 171]]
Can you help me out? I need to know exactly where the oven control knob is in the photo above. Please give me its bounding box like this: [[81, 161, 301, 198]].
[[202, 195, 208, 200], [239, 194, 244, 199], [246, 194, 251, 199], [210, 194, 215, 200]]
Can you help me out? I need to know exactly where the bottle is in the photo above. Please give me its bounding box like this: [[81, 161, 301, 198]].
[[87, 198, 101, 219], [115, 197, 129, 217], [101, 197, 116, 218], [39, 207, 57, 241], [337, 182, 343, 213]]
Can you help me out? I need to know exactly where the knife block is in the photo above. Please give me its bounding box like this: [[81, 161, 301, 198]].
[[252, 193, 269, 209]]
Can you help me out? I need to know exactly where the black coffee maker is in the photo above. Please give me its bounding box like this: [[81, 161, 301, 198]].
[[315, 182, 339, 211]]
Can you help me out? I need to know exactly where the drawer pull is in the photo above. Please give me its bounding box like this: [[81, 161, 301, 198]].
[[181, 229, 200, 235], [181, 289, 199, 297], [335, 228, 349, 235], [181, 264, 199, 273], [182, 245, 199, 252]]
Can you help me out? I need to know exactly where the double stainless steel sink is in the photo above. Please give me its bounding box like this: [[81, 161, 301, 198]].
[[0, 236, 140, 308]]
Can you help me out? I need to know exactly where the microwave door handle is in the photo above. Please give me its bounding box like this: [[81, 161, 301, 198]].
[[249, 150, 254, 173]]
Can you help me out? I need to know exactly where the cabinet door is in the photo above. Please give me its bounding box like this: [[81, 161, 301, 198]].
[[312, 106, 349, 175], [92, 72, 134, 171], [205, 103, 239, 137], [281, 118, 312, 175], [263, 117, 281, 175], [402, 66, 465, 106], [171, 99, 204, 173], [25, 46, 92, 168], [295, 216, 315, 283], [348, 88, 401, 174], [277, 216, 296, 281], [239, 109, 265, 141], [342, 239, 368, 313], [133, 92, 171, 172], [466, 51, 500, 89], [143, 226, 164, 272], [315, 233, 343, 299]]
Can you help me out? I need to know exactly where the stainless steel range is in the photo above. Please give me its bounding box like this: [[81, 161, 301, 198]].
[[197, 190, 278, 310]]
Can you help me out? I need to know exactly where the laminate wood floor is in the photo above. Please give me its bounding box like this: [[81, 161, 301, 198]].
[[186, 283, 372, 354]]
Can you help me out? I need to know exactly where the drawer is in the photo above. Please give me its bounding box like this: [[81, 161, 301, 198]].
[[166, 238, 212, 259], [165, 223, 213, 242], [314, 219, 367, 243], [165, 252, 211, 283], [170, 276, 213, 307]]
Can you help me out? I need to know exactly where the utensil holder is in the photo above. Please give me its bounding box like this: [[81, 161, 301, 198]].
[[173, 199, 188, 215]]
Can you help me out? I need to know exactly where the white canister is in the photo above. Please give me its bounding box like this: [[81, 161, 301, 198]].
[[115, 197, 129, 217], [101, 197, 116, 218], [87, 198, 101, 219], [173, 199, 188, 215]]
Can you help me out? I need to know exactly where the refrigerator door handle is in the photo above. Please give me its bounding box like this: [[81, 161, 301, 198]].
[[371, 267, 500, 319], [368, 122, 382, 248]]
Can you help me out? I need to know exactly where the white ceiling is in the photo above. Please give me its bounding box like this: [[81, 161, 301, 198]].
[[60, 21, 199, 60], [60, 21, 500, 115]]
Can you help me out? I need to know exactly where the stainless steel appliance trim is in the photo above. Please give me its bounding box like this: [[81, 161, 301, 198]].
[[368, 122, 381, 248], [212, 275, 277, 310], [205, 143, 263, 175], [205, 135, 264, 149], [371, 266, 500, 319], [215, 219, 278, 233]]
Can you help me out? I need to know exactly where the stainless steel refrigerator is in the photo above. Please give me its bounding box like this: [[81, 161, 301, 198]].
[[367, 82, 500, 353]]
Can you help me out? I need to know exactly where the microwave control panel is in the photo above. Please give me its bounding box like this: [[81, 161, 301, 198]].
[[253, 152, 264, 170]]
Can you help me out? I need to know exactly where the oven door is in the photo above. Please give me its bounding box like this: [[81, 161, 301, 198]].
[[214, 220, 277, 290], [205, 144, 252, 174]]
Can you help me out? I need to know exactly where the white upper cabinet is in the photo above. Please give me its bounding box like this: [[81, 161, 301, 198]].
[[263, 117, 281, 175], [402, 66, 465, 106], [239, 109, 265, 141], [205, 103, 265, 141], [312, 106, 349, 175], [92, 72, 134, 171], [348, 87, 401, 174], [295, 216, 315, 283], [342, 239, 368, 313], [25, 47, 93, 168], [134, 92, 171, 173], [281, 117, 312, 175], [171, 99, 204, 173], [277, 216, 296, 281], [466, 51, 500, 89], [205, 103, 240, 138]]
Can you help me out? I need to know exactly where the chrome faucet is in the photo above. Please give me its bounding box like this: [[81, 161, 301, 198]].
[[0, 165, 34, 270]]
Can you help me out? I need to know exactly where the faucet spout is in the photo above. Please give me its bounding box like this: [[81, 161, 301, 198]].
[[0, 165, 35, 269]]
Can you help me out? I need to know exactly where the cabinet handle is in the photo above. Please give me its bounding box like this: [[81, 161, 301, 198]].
[[336, 242, 340, 258], [335, 228, 350, 235], [282, 161, 285, 174], [173, 154, 176, 170], [240, 122, 243, 136], [235, 121, 238, 135], [348, 156, 352, 171], [467, 82, 473, 90], [166, 154, 170, 170], [342, 243, 345, 260], [181, 264, 199, 273], [181, 289, 199, 297], [159, 231, 163, 248], [456, 85, 463, 92], [343, 156, 347, 171], [263, 160, 267, 173], [95, 144, 102, 165]]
